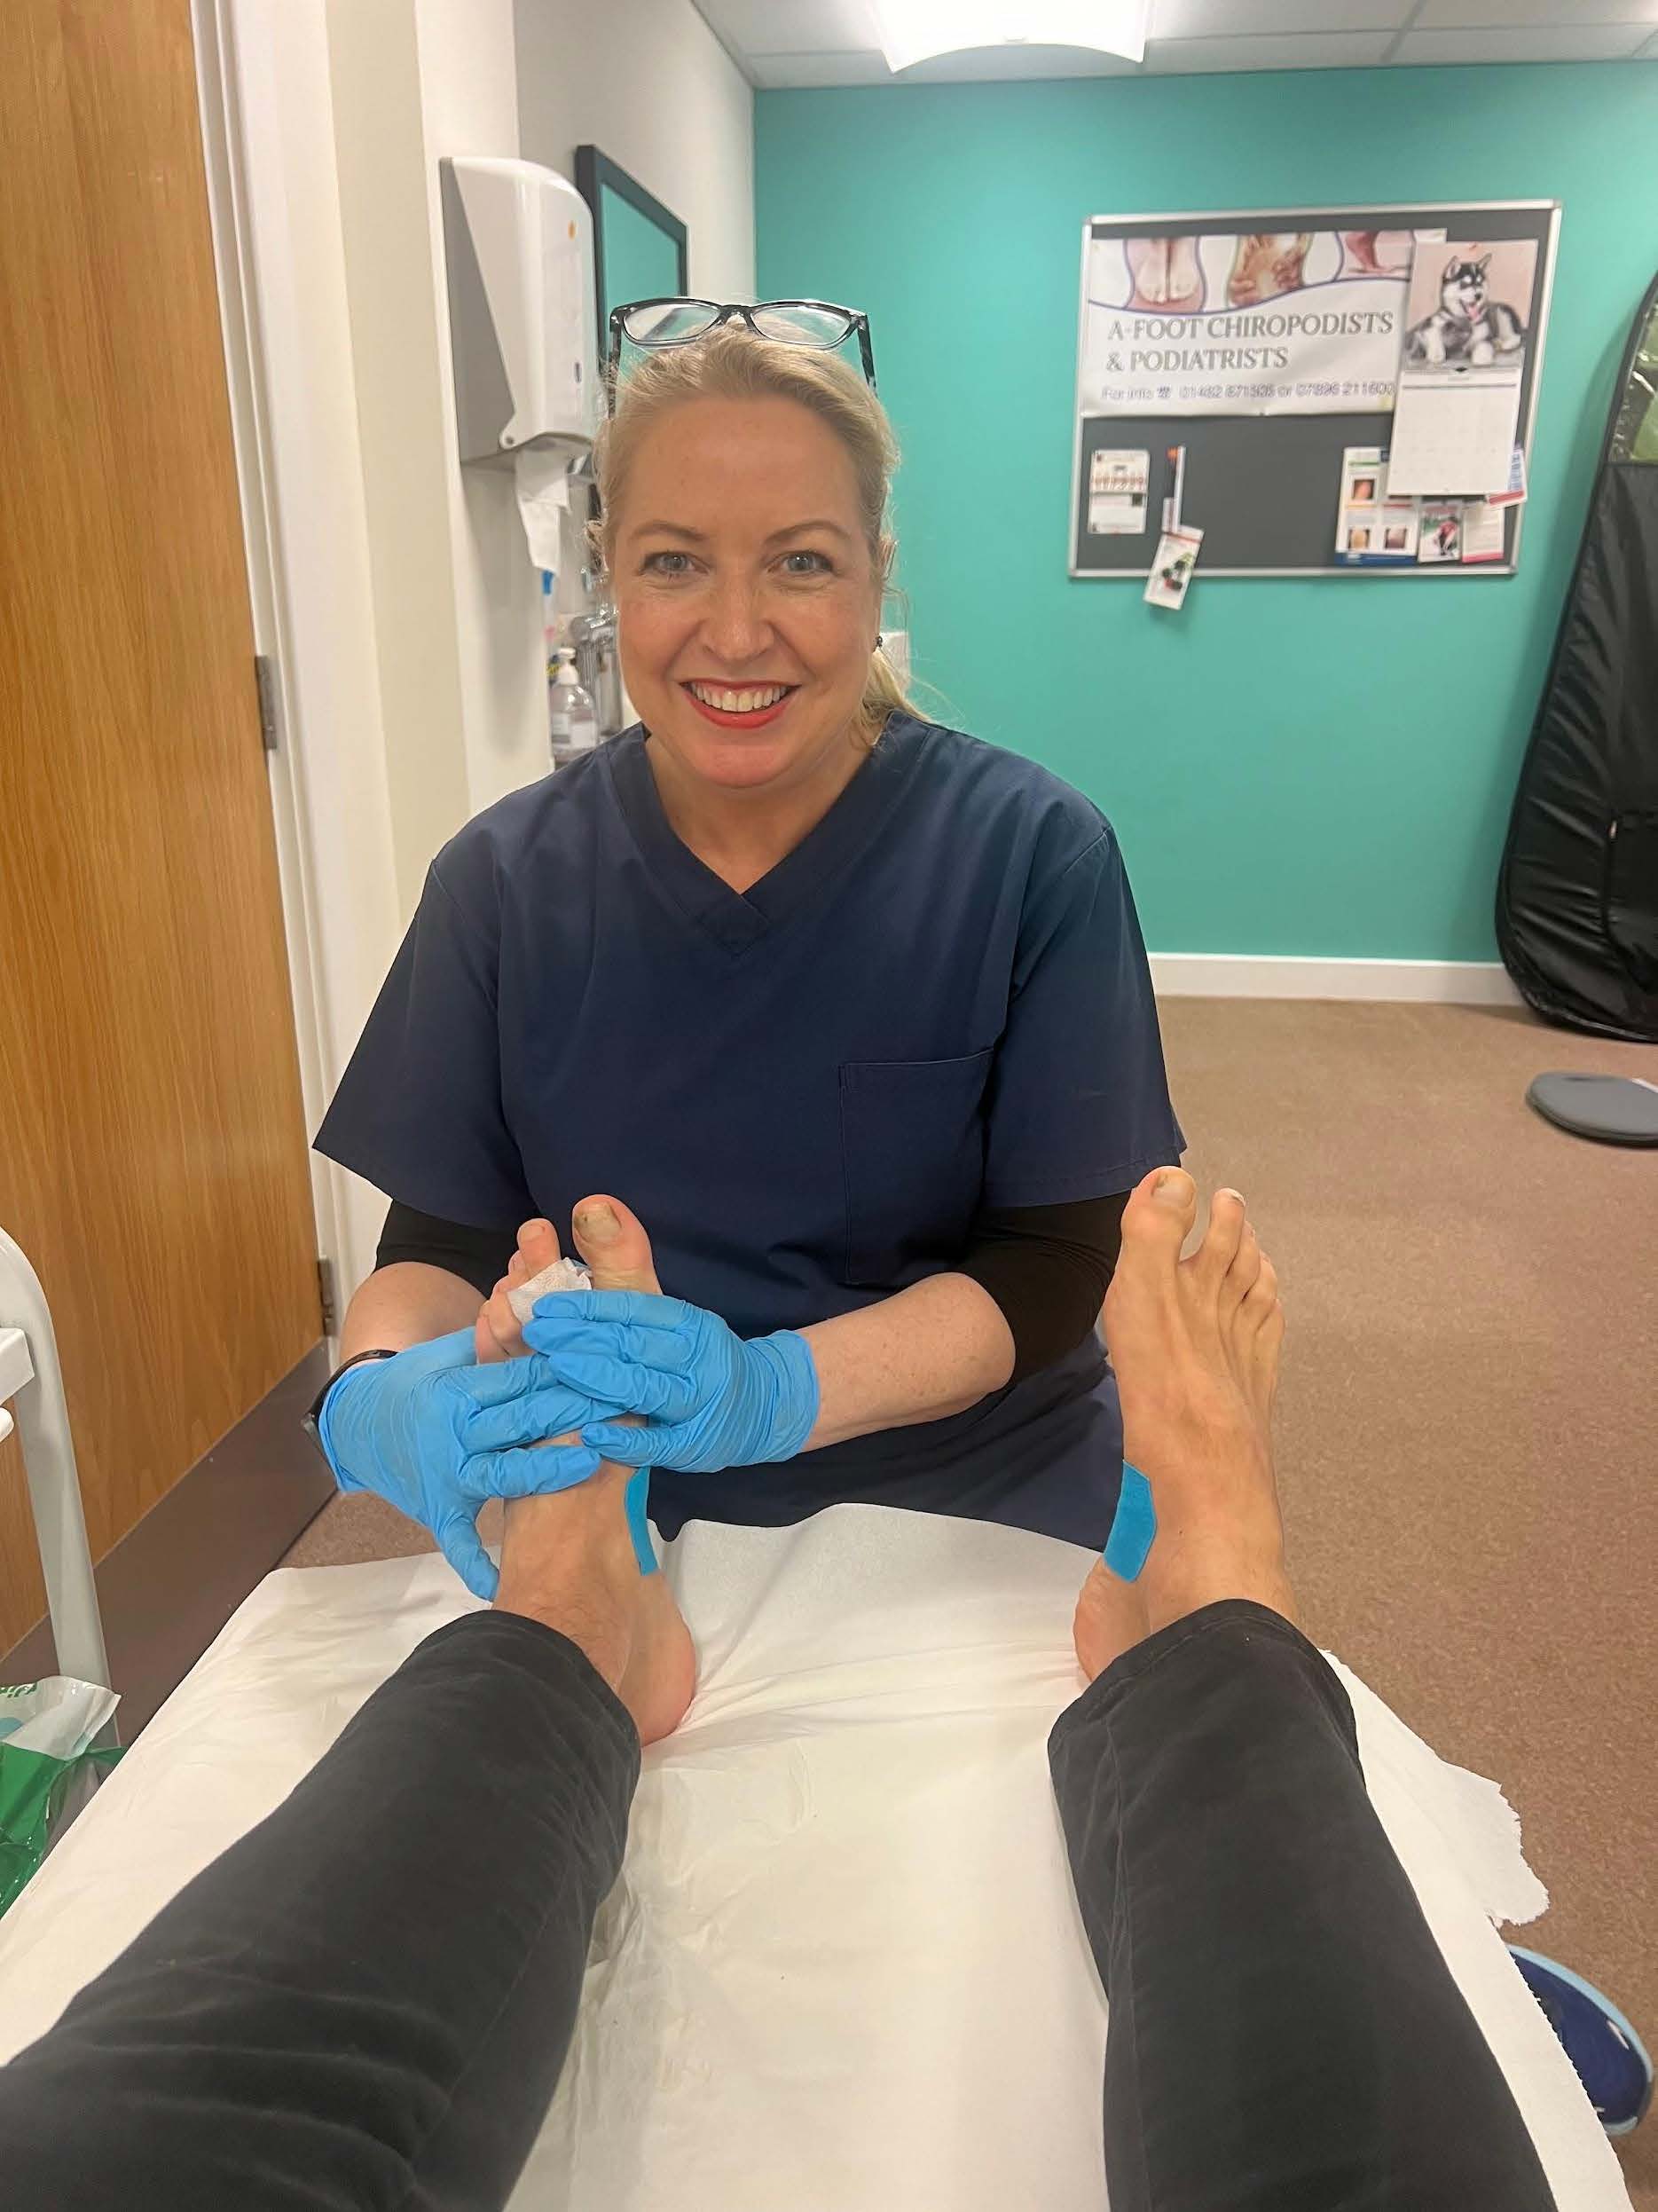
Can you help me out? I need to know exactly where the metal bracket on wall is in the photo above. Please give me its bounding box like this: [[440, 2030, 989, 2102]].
[[254, 654, 280, 752], [317, 1257, 338, 1338]]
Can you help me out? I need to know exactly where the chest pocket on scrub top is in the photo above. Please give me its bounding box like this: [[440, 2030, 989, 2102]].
[[838, 1048, 995, 1287]]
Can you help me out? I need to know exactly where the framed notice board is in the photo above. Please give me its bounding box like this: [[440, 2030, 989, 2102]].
[[1069, 201, 1560, 579]]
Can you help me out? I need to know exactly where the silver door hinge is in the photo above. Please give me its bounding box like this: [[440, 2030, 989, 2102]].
[[255, 654, 280, 752], [318, 1257, 339, 1337]]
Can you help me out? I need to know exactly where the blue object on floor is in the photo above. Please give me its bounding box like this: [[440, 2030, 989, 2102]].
[[1509, 1945, 1653, 2136], [1102, 1462, 1157, 1582]]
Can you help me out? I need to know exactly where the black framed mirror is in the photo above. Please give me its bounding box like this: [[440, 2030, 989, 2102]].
[[575, 146, 688, 345]]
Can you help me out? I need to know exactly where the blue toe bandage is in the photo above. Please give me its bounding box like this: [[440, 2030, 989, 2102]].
[[1103, 1462, 1157, 1582], [625, 1469, 657, 1577]]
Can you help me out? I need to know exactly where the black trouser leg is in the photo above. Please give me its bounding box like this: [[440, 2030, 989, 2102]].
[[0, 1611, 639, 2212], [1049, 1599, 1558, 2212]]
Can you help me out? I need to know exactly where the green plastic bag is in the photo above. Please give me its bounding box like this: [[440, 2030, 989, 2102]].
[[0, 1679, 122, 1917]]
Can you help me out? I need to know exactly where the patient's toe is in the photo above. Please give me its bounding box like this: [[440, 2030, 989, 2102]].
[[477, 1218, 565, 1363], [571, 1195, 661, 1295], [515, 1218, 562, 1275], [1120, 1166, 1198, 1263]]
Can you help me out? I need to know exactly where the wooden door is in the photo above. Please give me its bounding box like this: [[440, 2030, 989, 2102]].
[[0, 0, 321, 1653]]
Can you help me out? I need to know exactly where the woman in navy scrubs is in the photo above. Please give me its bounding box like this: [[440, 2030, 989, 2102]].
[[312, 306, 1183, 1589]]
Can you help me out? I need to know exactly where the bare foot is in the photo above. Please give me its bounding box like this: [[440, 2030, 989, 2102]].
[[1073, 1168, 1294, 1683], [481, 1203, 695, 1746]]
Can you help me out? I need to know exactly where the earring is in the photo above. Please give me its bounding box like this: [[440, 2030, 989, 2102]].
[[876, 633, 884, 649]]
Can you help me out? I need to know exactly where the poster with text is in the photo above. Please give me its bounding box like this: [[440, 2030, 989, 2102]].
[[1081, 226, 1415, 418]]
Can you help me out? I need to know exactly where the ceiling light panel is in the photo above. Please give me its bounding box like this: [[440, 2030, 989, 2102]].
[[872, 1, 1151, 72]]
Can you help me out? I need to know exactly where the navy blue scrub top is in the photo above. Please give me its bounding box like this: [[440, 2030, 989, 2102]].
[[315, 714, 1184, 1550]]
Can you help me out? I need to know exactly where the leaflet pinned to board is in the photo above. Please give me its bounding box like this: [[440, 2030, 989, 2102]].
[[1087, 447, 1151, 534], [1334, 447, 1418, 564], [1460, 501, 1507, 563], [1334, 446, 1512, 569], [1145, 526, 1202, 610]]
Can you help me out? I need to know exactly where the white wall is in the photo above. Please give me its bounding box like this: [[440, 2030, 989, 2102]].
[[319, 0, 758, 831], [208, 0, 406, 1302], [515, 0, 756, 303], [325, 0, 475, 910], [413, 0, 553, 815], [215, 0, 755, 1295]]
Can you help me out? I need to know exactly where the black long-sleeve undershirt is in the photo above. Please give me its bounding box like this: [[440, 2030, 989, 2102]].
[[375, 1191, 1127, 1383]]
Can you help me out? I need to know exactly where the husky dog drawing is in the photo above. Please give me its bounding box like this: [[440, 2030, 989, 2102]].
[[1405, 254, 1527, 368]]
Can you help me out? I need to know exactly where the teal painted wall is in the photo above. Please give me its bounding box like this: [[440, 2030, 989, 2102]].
[[755, 65, 1658, 959]]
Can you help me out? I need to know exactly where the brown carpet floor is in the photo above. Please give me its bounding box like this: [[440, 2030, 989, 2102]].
[[286, 997, 1658, 2199]]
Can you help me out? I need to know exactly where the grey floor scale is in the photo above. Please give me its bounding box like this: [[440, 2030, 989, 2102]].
[[1526, 1073, 1658, 1145]]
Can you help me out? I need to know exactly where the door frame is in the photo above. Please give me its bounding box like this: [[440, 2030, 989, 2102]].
[[189, 0, 405, 1304]]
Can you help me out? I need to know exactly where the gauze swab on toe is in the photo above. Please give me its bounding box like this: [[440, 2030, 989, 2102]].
[[506, 1256, 658, 1578], [506, 1256, 592, 1323], [1103, 1462, 1157, 1581]]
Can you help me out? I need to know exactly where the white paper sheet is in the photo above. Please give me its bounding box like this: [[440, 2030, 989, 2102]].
[[1387, 376, 1520, 495], [515, 446, 573, 570]]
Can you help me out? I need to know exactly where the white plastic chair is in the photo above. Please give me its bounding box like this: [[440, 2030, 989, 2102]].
[[0, 1224, 111, 1695]]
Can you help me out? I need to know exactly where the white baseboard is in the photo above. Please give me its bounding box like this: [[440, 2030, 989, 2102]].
[[1149, 954, 1523, 1005]]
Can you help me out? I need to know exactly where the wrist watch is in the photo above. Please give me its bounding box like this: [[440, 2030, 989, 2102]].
[[302, 1347, 397, 1463]]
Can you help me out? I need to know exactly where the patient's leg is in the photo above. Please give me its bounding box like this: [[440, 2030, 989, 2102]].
[[1049, 1169, 1556, 2212], [479, 1200, 695, 1750], [0, 1452, 656, 2212]]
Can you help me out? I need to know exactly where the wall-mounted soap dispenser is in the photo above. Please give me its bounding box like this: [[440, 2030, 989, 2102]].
[[440, 155, 599, 469]]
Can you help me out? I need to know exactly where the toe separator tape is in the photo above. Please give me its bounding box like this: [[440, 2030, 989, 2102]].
[[625, 1470, 657, 1577], [1104, 1462, 1157, 1582]]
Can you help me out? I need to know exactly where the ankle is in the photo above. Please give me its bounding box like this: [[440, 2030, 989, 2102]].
[[1143, 1544, 1298, 1639], [492, 1474, 640, 1690]]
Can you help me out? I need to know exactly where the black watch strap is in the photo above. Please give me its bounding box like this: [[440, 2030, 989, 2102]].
[[302, 1347, 397, 1461]]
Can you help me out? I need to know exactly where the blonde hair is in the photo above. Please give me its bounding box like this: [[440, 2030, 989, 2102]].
[[592, 325, 915, 744]]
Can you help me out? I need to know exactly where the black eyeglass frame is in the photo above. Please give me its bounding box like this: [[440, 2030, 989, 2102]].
[[605, 298, 878, 405]]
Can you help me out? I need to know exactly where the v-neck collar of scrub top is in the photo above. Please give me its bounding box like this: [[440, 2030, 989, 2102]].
[[604, 714, 930, 956]]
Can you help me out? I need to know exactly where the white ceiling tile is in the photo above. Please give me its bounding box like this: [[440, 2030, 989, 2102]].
[[1413, 0, 1658, 26], [1151, 0, 1409, 36], [696, 1, 882, 59], [1147, 30, 1396, 70], [1393, 23, 1654, 61], [746, 46, 894, 86]]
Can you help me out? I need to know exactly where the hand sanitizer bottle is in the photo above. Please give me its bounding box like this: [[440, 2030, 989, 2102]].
[[548, 649, 598, 768]]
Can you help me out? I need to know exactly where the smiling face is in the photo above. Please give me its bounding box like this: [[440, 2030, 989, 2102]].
[[609, 395, 884, 797]]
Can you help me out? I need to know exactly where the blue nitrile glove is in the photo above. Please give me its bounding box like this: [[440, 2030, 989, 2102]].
[[521, 1291, 821, 1474], [316, 1327, 617, 1600]]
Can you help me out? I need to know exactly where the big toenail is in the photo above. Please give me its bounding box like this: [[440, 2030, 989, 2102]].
[[1152, 1172, 1189, 1208], [576, 1201, 621, 1239]]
